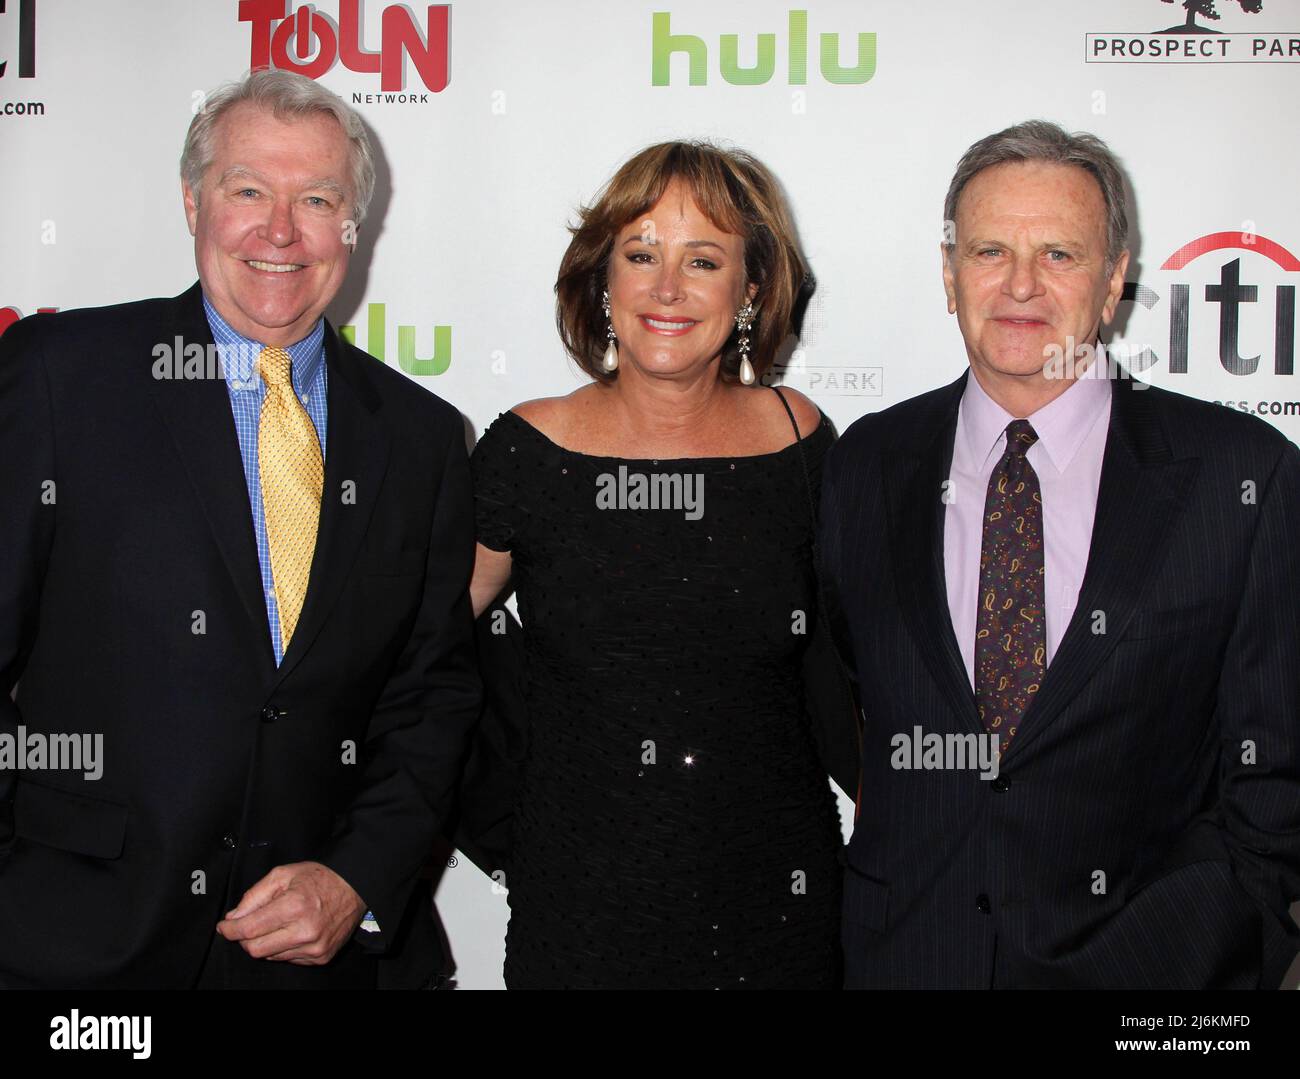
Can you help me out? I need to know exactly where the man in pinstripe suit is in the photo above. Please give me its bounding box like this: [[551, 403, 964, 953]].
[[821, 120, 1300, 988]]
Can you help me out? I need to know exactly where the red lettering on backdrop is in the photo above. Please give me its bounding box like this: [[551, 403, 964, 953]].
[[239, 1, 449, 92], [339, 0, 380, 74], [382, 6, 448, 92], [271, 7, 336, 79], [238, 0, 284, 71]]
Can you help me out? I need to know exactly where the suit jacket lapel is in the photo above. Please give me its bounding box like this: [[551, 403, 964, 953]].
[[273, 323, 391, 686], [887, 373, 981, 732], [1003, 374, 1200, 764], [146, 282, 275, 673]]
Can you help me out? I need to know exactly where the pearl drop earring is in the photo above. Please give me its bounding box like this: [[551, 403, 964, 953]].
[[601, 289, 619, 373], [736, 302, 756, 385]]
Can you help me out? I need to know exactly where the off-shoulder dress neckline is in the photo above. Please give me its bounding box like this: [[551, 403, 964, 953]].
[[496, 407, 830, 465]]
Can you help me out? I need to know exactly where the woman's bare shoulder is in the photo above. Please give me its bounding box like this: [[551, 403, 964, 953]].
[[510, 384, 604, 443], [744, 384, 823, 448], [770, 385, 824, 438]]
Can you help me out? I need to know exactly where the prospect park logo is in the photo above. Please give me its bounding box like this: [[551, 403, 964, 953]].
[[1086, 0, 1298, 63]]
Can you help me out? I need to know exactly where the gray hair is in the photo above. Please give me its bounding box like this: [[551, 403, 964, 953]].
[[943, 120, 1128, 269], [181, 69, 376, 224]]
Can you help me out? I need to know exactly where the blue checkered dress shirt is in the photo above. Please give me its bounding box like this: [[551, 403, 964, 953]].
[[202, 295, 327, 667]]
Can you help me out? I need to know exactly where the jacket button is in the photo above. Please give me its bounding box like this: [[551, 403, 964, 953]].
[[260, 706, 278, 723], [990, 775, 1010, 793], [976, 893, 991, 914], [221, 833, 238, 849]]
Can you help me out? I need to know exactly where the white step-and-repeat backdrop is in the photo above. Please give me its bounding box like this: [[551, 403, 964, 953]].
[[3, 0, 1297, 988]]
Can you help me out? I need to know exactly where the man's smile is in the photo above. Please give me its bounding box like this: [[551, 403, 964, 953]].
[[244, 259, 305, 273]]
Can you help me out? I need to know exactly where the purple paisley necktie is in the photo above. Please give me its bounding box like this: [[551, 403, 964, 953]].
[[974, 419, 1046, 751]]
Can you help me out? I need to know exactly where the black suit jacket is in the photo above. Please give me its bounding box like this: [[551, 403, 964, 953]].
[[821, 370, 1300, 989], [0, 283, 481, 988]]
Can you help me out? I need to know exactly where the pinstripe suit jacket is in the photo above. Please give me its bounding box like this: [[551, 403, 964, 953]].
[[821, 369, 1300, 988]]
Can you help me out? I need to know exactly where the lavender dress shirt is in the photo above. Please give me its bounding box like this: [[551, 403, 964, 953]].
[[944, 367, 1113, 689]]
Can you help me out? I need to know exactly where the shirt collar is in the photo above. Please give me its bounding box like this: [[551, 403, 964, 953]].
[[201, 293, 326, 397], [960, 361, 1112, 475]]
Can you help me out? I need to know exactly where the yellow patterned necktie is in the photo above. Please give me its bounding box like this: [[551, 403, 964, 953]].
[[257, 346, 323, 652]]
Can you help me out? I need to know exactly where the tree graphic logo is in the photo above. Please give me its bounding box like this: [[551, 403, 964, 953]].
[[1157, 0, 1264, 34], [1086, 0, 1294, 63]]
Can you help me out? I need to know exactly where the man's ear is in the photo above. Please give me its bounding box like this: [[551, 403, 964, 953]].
[[1100, 249, 1131, 325], [182, 180, 199, 237], [941, 242, 957, 315]]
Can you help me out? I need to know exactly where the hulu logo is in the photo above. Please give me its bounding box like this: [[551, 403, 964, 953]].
[[652, 10, 876, 86], [340, 303, 452, 376]]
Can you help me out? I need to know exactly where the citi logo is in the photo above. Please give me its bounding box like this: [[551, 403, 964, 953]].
[[1121, 232, 1297, 376], [0, 0, 36, 79], [652, 10, 876, 86], [340, 302, 451, 376], [239, 0, 449, 92]]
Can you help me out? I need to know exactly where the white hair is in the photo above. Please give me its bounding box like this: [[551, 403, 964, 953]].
[[181, 68, 376, 224]]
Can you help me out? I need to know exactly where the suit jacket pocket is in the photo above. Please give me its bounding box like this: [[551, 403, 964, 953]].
[[844, 863, 890, 934], [12, 779, 128, 859]]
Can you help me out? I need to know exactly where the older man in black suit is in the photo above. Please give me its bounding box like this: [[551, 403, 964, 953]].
[[0, 70, 480, 988], [823, 120, 1300, 988]]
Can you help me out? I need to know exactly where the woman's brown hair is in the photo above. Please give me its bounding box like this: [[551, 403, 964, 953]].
[[555, 141, 808, 383]]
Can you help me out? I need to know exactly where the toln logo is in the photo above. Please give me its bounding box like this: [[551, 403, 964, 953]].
[[239, 1, 450, 92]]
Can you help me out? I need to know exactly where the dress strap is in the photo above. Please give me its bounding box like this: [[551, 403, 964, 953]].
[[771, 384, 815, 533], [768, 387, 863, 806], [770, 384, 803, 443]]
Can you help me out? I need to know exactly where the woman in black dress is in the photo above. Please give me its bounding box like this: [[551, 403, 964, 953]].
[[469, 142, 848, 989]]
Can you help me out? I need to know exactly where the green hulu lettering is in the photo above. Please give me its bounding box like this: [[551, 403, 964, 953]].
[[820, 31, 876, 84], [720, 32, 775, 85], [652, 12, 705, 86], [788, 10, 808, 85], [368, 301, 386, 359], [398, 324, 452, 376], [339, 302, 389, 360], [652, 11, 873, 87], [340, 303, 453, 375]]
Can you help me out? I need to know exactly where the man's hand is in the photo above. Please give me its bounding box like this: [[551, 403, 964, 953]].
[[216, 861, 367, 965]]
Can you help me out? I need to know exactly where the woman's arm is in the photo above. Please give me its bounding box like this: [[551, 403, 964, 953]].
[[470, 542, 513, 618]]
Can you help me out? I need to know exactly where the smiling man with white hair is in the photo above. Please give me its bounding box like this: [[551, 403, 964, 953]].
[[0, 69, 480, 989]]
